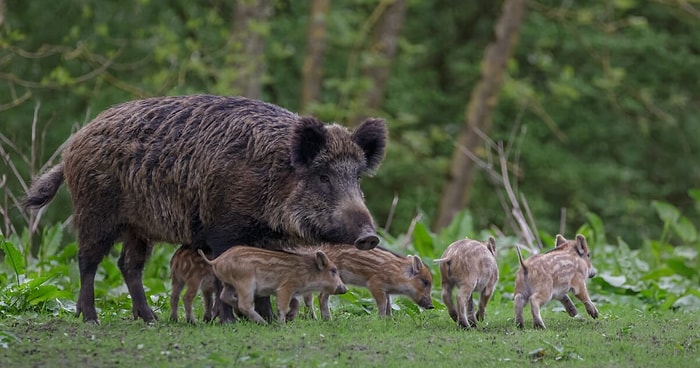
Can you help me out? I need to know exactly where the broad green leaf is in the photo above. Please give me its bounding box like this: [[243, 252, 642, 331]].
[[598, 272, 627, 288], [672, 216, 697, 243], [412, 222, 435, 259], [1, 239, 26, 277], [584, 212, 606, 245], [652, 201, 680, 224], [672, 294, 700, 312], [441, 210, 474, 243], [665, 257, 697, 279], [40, 225, 64, 262]]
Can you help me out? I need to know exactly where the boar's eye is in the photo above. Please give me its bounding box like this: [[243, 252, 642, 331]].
[[330, 267, 338, 276], [320, 174, 330, 184], [421, 278, 430, 288]]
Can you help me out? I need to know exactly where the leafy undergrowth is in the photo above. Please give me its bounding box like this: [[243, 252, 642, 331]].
[[0, 193, 698, 366], [0, 303, 698, 367]]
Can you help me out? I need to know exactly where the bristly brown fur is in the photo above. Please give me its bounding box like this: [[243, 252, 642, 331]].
[[169, 246, 218, 323], [436, 237, 499, 328], [303, 244, 434, 319], [513, 234, 598, 329], [22, 95, 387, 324], [198, 246, 347, 325]]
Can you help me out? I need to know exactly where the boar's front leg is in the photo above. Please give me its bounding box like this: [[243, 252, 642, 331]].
[[572, 281, 598, 320], [303, 293, 317, 320], [558, 295, 579, 317], [117, 230, 157, 322], [285, 297, 300, 322], [276, 290, 293, 324], [319, 292, 332, 320], [369, 287, 391, 317]]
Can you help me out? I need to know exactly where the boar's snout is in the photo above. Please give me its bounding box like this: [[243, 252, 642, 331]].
[[354, 231, 379, 250], [419, 297, 434, 310], [335, 284, 349, 295], [588, 266, 597, 279]]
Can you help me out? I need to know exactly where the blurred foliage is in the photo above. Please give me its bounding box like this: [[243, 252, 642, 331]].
[[1, 0, 699, 247]]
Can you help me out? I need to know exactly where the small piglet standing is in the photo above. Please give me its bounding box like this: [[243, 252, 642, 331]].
[[198, 247, 347, 325], [514, 234, 598, 329], [312, 245, 435, 319], [435, 237, 499, 328], [169, 246, 219, 323]]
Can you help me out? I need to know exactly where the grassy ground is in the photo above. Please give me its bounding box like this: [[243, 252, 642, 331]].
[[1, 301, 698, 368]]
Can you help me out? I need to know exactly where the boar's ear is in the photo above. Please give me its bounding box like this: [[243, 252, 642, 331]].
[[352, 118, 387, 173], [315, 251, 331, 271], [291, 117, 328, 169], [555, 234, 567, 248], [409, 255, 423, 275], [575, 234, 588, 256], [487, 236, 497, 257]]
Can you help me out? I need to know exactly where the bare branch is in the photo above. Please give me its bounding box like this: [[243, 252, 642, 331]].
[[0, 91, 32, 112], [383, 192, 399, 233], [401, 212, 423, 249], [497, 141, 536, 250], [559, 207, 567, 235]]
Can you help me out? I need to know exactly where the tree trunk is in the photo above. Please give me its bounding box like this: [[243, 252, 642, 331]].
[[350, 0, 407, 126], [433, 0, 527, 230], [229, 0, 274, 99], [301, 0, 330, 113], [0, 0, 5, 29]]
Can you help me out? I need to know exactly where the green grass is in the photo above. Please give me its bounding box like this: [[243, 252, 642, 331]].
[[1, 301, 698, 367]]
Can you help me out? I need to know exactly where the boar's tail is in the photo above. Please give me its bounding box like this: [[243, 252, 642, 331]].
[[515, 246, 527, 274], [23, 163, 65, 209], [197, 249, 215, 265]]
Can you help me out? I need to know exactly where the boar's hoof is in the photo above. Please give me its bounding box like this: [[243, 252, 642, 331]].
[[354, 234, 379, 250]]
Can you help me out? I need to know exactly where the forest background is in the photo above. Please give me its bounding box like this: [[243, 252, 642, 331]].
[[1, 0, 699, 250]]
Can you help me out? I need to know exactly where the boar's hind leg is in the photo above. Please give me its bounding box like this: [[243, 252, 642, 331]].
[[236, 288, 267, 325], [118, 229, 157, 322], [529, 294, 547, 329], [441, 281, 458, 323], [513, 293, 527, 329], [76, 229, 120, 324], [255, 296, 275, 322], [169, 276, 185, 322]]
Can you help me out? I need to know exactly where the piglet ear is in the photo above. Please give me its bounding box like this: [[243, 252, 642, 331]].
[[487, 236, 497, 257], [315, 251, 330, 271], [575, 234, 588, 256], [409, 255, 423, 275], [555, 234, 567, 248], [352, 118, 387, 173], [291, 117, 327, 169]]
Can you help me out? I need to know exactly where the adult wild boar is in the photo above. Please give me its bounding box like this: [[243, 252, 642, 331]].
[[23, 94, 387, 324]]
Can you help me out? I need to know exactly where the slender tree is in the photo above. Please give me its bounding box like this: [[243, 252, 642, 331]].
[[434, 0, 527, 230], [229, 0, 274, 99], [301, 0, 330, 113], [350, 0, 407, 126]]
